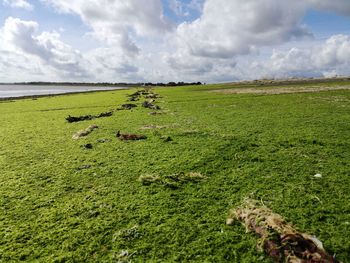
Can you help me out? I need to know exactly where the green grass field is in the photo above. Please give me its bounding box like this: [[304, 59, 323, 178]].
[[0, 81, 349, 262]]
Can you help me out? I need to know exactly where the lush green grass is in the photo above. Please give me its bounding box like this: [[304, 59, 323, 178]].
[[0, 83, 349, 262]]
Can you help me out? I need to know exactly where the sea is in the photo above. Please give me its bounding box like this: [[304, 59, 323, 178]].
[[0, 84, 126, 98]]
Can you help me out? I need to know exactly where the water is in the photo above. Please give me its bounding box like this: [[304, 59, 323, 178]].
[[0, 84, 126, 98]]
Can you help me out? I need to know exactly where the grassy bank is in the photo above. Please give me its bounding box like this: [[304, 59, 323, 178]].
[[0, 82, 349, 262]]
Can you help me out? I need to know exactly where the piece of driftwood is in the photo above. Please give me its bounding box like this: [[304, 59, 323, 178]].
[[228, 199, 341, 263]]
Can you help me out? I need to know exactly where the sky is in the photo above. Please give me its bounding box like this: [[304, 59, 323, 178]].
[[1, 0, 350, 83]]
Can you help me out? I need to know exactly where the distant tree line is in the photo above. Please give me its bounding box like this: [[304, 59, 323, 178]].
[[143, 82, 202, 86], [9, 81, 203, 87]]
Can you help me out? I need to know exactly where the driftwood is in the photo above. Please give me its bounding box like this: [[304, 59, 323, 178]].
[[228, 199, 341, 263], [116, 131, 147, 141], [66, 111, 113, 123]]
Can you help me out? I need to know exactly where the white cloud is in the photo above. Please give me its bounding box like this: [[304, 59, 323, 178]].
[[175, 0, 311, 59], [1, 17, 88, 80], [42, 0, 173, 55], [3, 0, 33, 10], [313, 35, 350, 67], [2, 0, 350, 83], [250, 34, 350, 79]]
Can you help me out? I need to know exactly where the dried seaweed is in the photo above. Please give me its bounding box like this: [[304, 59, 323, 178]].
[[66, 111, 113, 123], [72, 124, 98, 139], [116, 131, 147, 141], [228, 199, 341, 263]]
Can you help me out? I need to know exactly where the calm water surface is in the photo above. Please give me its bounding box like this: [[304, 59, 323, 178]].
[[0, 85, 125, 98]]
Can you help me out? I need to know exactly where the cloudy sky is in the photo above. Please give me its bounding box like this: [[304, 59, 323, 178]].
[[1, 0, 350, 83]]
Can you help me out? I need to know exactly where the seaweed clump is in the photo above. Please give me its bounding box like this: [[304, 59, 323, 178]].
[[66, 111, 113, 123], [72, 124, 98, 139], [227, 199, 341, 263]]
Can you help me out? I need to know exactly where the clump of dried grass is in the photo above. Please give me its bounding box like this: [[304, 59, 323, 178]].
[[228, 199, 341, 263]]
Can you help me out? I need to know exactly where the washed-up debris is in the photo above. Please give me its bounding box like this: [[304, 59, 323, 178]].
[[228, 199, 340, 263], [140, 125, 167, 130], [145, 93, 160, 99], [161, 135, 173, 142], [128, 91, 142, 97], [82, 143, 93, 149], [128, 96, 139, 101], [116, 131, 147, 141], [89, 111, 112, 118], [118, 104, 137, 110], [66, 111, 113, 123], [76, 164, 92, 170], [116, 250, 136, 263], [96, 138, 111, 143], [114, 225, 141, 241], [127, 89, 149, 99], [127, 88, 157, 102], [66, 114, 93, 122], [72, 124, 98, 139], [128, 90, 149, 97], [142, 101, 160, 110], [148, 111, 163, 116], [139, 172, 206, 189]]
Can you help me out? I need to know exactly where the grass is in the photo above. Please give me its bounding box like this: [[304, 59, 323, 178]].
[[0, 81, 349, 262]]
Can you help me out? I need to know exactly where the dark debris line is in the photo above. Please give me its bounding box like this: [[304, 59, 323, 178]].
[[66, 111, 113, 123]]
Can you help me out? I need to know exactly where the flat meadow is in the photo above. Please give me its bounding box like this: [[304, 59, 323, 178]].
[[0, 80, 349, 262]]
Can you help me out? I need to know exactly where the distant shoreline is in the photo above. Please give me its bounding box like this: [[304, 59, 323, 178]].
[[0, 86, 130, 102]]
